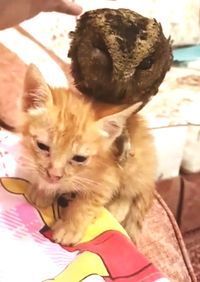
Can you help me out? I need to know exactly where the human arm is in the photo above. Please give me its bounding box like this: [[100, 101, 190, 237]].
[[0, 0, 82, 30]]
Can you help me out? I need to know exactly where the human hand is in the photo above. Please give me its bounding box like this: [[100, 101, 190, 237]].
[[0, 0, 82, 30]]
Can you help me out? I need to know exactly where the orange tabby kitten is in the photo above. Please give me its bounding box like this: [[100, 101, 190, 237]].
[[15, 64, 156, 245]]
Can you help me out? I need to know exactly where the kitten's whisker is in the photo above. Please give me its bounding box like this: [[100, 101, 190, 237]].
[[72, 179, 90, 194], [18, 158, 36, 168], [73, 179, 88, 189], [69, 182, 81, 193], [76, 173, 117, 189], [75, 176, 100, 185], [75, 176, 102, 189], [20, 163, 37, 171]]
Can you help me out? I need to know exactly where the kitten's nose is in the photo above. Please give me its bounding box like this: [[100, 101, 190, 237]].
[[46, 167, 63, 183]]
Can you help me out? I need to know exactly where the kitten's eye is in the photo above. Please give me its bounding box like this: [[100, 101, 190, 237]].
[[71, 155, 88, 164], [36, 141, 50, 152]]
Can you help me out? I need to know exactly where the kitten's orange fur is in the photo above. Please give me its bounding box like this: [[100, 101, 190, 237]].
[[16, 64, 156, 245]]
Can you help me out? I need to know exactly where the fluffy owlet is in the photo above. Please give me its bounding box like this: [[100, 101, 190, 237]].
[[68, 8, 172, 109]]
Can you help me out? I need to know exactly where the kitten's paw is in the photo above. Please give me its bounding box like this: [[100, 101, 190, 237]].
[[52, 219, 83, 246], [28, 186, 54, 208]]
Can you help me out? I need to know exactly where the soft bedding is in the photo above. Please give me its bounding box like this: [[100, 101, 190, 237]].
[[0, 130, 169, 282]]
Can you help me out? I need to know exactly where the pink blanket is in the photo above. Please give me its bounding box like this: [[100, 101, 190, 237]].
[[0, 129, 170, 282]]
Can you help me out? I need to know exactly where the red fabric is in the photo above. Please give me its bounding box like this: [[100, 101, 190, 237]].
[[43, 229, 164, 281]]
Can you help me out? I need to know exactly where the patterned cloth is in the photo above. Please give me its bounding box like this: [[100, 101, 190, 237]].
[[0, 130, 169, 282]]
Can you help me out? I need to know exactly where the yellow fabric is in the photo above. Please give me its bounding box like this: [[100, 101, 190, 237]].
[[50, 251, 109, 282], [79, 208, 128, 244], [0, 177, 130, 281]]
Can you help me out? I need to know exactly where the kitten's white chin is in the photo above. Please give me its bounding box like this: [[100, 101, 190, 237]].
[[39, 176, 60, 190]]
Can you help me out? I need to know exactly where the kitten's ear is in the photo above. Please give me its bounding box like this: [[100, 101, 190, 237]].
[[97, 102, 142, 139], [23, 64, 53, 111]]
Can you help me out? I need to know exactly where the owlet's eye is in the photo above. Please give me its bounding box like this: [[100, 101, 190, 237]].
[[71, 155, 88, 164], [36, 141, 50, 152], [138, 57, 153, 70]]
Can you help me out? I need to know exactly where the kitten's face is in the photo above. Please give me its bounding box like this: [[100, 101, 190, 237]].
[[23, 94, 111, 190], [19, 64, 141, 194]]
